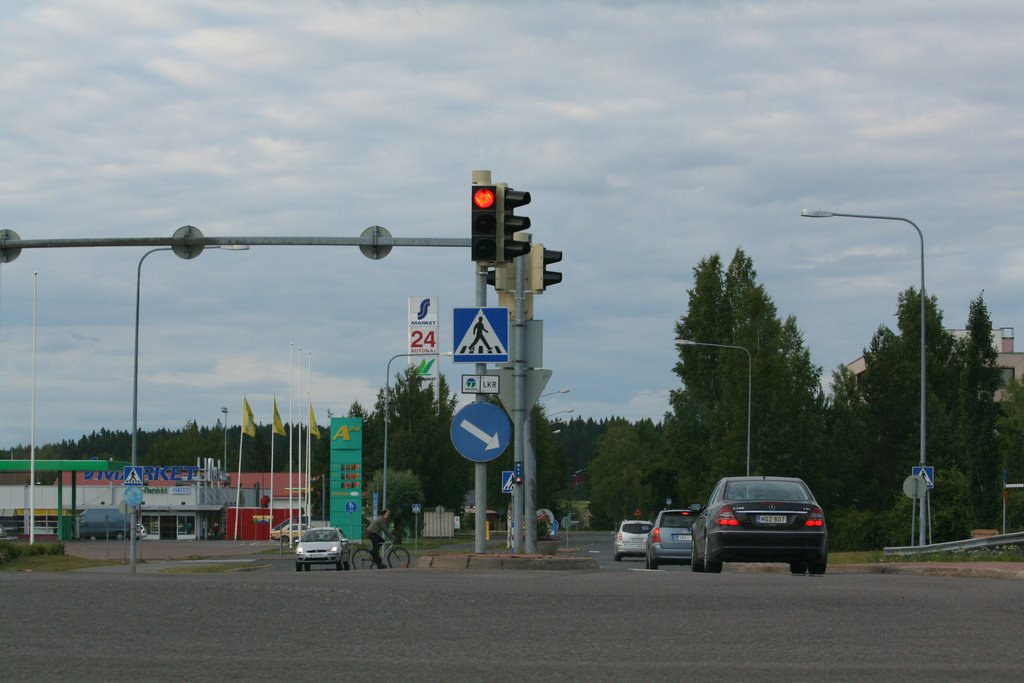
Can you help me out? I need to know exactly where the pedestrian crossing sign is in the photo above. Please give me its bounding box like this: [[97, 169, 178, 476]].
[[453, 307, 509, 363], [123, 466, 145, 486]]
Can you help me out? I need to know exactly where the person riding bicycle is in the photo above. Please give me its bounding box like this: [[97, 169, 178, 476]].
[[366, 509, 391, 569]]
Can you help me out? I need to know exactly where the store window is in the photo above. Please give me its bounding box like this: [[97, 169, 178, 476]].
[[177, 515, 195, 539]]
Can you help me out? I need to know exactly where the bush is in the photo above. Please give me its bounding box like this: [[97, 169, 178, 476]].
[[0, 541, 65, 563], [828, 508, 905, 551]]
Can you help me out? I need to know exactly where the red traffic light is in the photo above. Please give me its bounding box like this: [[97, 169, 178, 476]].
[[473, 187, 496, 210]]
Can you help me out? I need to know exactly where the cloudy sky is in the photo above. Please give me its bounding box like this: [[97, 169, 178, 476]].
[[2, 1, 1023, 449]]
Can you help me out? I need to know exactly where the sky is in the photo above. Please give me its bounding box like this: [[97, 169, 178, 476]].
[[2, 1, 1024, 449]]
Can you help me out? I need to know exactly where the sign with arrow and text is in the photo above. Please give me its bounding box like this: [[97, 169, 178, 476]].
[[450, 402, 512, 463]]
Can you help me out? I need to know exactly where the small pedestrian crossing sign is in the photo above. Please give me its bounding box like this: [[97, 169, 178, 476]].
[[123, 466, 145, 486], [453, 307, 509, 363]]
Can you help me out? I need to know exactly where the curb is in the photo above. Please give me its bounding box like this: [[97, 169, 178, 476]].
[[828, 563, 1024, 580], [416, 553, 599, 570], [731, 562, 1024, 580]]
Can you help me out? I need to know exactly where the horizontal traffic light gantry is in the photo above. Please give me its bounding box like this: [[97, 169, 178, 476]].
[[471, 185, 499, 262]]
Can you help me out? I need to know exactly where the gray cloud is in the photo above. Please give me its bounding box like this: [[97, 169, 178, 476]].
[[2, 1, 1024, 446]]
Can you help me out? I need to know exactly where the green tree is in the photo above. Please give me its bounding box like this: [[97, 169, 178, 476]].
[[365, 368, 469, 511], [588, 420, 654, 527], [363, 468, 424, 541], [667, 248, 827, 501], [955, 294, 1001, 527]]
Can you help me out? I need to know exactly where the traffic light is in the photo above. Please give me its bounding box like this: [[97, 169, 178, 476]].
[[497, 187, 532, 262], [528, 244, 563, 291], [541, 247, 562, 289], [471, 185, 498, 262]]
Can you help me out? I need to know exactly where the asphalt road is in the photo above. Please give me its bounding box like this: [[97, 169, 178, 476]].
[[4, 557, 1024, 681]]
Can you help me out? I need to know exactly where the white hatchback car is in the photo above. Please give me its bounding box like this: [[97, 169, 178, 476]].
[[614, 520, 653, 561], [295, 527, 350, 571]]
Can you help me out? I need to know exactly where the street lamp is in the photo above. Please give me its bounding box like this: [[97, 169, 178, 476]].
[[220, 406, 228, 463], [382, 351, 439, 510], [130, 244, 248, 573], [802, 209, 927, 546], [680, 339, 752, 476]]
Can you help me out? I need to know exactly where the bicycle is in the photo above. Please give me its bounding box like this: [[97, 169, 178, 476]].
[[351, 537, 411, 569]]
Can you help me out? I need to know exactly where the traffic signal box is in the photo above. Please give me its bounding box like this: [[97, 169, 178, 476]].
[[497, 186, 532, 263], [471, 185, 499, 262], [529, 245, 562, 291]]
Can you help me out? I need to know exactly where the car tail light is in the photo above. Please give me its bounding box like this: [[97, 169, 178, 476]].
[[651, 527, 661, 543], [617, 532, 623, 541], [716, 506, 740, 527], [804, 506, 825, 527]]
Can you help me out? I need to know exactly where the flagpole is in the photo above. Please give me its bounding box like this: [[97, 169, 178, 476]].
[[269, 394, 276, 541], [298, 346, 304, 525], [29, 271, 38, 545], [288, 343, 294, 528], [307, 350, 313, 523], [234, 399, 245, 541]]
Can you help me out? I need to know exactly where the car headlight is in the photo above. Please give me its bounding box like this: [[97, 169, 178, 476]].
[[330, 545, 338, 553], [296, 546, 305, 554]]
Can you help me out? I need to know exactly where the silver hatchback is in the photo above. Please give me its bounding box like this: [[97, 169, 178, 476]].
[[614, 520, 653, 561], [295, 527, 350, 571], [645, 509, 696, 569]]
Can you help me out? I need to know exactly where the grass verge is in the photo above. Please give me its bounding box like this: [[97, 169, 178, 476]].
[[0, 553, 122, 572]]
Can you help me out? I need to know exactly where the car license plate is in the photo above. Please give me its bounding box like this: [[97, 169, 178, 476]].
[[673, 534, 691, 541], [757, 514, 787, 525]]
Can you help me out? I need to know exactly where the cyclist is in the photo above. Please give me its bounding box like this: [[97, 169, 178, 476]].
[[366, 509, 390, 569]]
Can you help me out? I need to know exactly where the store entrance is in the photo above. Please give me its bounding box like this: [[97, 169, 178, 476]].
[[159, 516, 177, 539]]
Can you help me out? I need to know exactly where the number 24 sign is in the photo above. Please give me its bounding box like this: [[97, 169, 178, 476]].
[[410, 329, 437, 353]]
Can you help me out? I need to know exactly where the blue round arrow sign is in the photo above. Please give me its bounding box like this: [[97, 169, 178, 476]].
[[450, 402, 512, 463]]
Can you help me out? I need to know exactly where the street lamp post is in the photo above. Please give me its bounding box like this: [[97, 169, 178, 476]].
[[382, 352, 439, 511], [131, 245, 248, 573], [802, 209, 927, 546], [680, 339, 752, 476], [220, 406, 228, 465]]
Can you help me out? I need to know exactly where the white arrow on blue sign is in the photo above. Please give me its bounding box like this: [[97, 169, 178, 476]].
[[450, 402, 511, 463]]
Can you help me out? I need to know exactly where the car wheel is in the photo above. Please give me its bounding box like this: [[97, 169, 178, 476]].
[[614, 553, 622, 562], [647, 552, 658, 570], [790, 561, 808, 575], [303, 564, 311, 572], [336, 562, 344, 571], [691, 539, 704, 572], [704, 538, 722, 573], [115, 532, 125, 541], [295, 563, 302, 572]]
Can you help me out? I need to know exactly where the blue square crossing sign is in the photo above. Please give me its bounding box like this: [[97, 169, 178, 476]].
[[453, 307, 509, 363]]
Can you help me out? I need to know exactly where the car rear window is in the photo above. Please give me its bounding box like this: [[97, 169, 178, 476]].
[[658, 513, 694, 529], [621, 523, 652, 534], [725, 481, 811, 501]]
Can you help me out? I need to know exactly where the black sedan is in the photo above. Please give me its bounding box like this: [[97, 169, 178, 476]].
[[691, 476, 827, 575]]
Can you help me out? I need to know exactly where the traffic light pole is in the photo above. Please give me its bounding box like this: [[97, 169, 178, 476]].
[[509, 250, 528, 554], [473, 263, 489, 555], [516, 252, 537, 555]]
